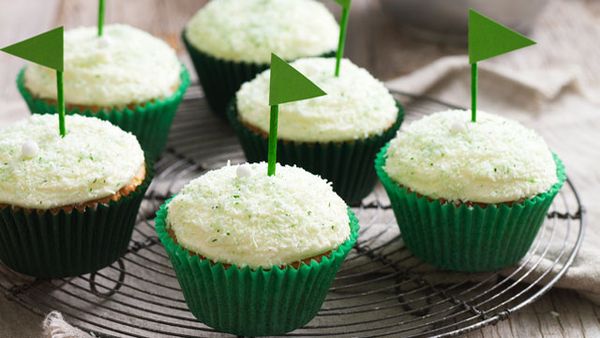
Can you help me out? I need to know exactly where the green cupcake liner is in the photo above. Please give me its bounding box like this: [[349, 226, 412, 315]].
[[0, 165, 153, 278], [17, 65, 190, 161], [155, 200, 359, 336], [227, 100, 404, 205], [182, 31, 335, 117], [375, 143, 567, 272]]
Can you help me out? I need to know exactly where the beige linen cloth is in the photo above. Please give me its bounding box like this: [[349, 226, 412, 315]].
[[39, 1, 600, 337]]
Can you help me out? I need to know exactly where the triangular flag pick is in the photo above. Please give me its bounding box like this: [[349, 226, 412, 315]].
[[334, 0, 351, 9], [267, 54, 326, 176], [269, 53, 326, 106], [468, 10, 535, 64], [2, 27, 66, 136], [1, 27, 64, 71]]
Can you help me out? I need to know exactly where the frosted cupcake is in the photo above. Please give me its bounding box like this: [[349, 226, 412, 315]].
[[183, 0, 339, 116], [375, 110, 566, 272], [155, 162, 359, 336], [0, 115, 152, 278], [18, 24, 190, 160], [228, 57, 403, 204]]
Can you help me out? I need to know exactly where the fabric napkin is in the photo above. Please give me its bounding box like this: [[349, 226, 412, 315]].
[[43, 312, 94, 338]]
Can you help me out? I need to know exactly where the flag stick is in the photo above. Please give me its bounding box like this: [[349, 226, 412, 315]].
[[334, 6, 350, 77], [267, 105, 279, 176], [471, 62, 478, 123], [56, 70, 66, 137], [98, 0, 105, 37]]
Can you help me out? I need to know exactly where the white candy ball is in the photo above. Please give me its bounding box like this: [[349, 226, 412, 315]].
[[450, 121, 467, 133], [97, 36, 111, 48], [236, 164, 252, 178], [21, 140, 39, 159]]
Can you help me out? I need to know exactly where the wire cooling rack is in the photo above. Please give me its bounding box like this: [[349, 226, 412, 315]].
[[0, 85, 585, 337]]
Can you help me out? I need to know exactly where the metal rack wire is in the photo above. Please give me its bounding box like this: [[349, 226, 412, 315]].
[[0, 85, 585, 337]]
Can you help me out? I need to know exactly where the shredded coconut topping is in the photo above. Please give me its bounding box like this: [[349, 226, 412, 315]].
[[24, 24, 181, 106], [384, 110, 558, 203], [0, 115, 144, 209], [237, 58, 398, 142], [167, 162, 350, 269], [185, 0, 339, 63]]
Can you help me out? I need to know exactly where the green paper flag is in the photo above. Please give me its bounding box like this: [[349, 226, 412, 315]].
[[269, 54, 326, 106], [468, 10, 536, 123], [267, 53, 326, 176], [2, 27, 66, 136], [1, 27, 64, 72], [468, 9, 536, 64]]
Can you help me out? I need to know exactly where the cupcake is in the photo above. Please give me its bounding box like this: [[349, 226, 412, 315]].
[[0, 114, 152, 278], [183, 0, 339, 116], [228, 57, 404, 204], [375, 110, 566, 272], [155, 162, 359, 336], [18, 24, 190, 160]]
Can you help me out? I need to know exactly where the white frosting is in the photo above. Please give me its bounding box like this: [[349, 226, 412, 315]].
[[237, 58, 398, 142], [185, 0, 339, 63], [166, 162, 350, 269], [384, 110, 558, 204], [24, 24, 181, 106], [0, 115, 145, 209]]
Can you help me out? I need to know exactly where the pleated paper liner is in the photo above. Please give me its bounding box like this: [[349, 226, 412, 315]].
[[226, 100, 405, 205], [155, 201, 360, 336], [17, 65, 190, 161], [375, 143, 567, 272], [182, 30, 335, 117], [0, 165, 154, 279]]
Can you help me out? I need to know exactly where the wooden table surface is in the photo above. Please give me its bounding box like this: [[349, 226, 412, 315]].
[[1, 1, 599, 337]]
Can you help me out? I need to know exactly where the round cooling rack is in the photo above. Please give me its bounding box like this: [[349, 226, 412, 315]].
[[0, 85, 585, 337]]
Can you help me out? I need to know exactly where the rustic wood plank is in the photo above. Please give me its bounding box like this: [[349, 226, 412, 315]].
[[464, 328, 485, 338], [161, 0, 207, 51], [508, 305, 544, 338], [478, 323, 511, 338], [574, 297, 600, 338], [532, 292, 565, 338], [496, 319, 518, 338], [161, 0, 207, 82], [0, 298, 42, 338], [550, 290, 584, 338]]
